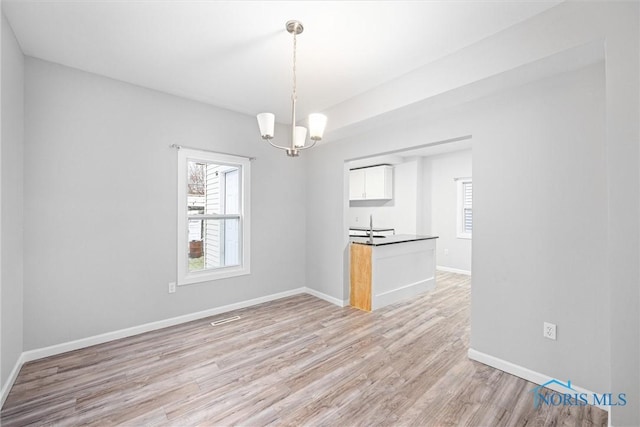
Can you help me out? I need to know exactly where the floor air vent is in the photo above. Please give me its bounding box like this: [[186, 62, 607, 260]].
[[211, 315, 241, 326]]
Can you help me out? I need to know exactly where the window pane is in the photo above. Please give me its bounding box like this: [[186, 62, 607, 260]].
[[187, 161, 241, 216], [188, 218, 240, 272], [204, 163, 223, 215], [187, 162, 206, 215], [224, 169, 240, 215]]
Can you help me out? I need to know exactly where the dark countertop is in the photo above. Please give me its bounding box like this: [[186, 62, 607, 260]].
[[350, 234, 438, 246]]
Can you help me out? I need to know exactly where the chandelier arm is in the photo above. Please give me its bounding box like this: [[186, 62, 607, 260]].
[[267, 139, 291, 150], [265, 139, 291, 151], [295, 139, 318, 151]]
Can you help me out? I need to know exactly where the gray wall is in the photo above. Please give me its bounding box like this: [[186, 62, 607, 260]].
[[23, 57, 306, 350], [1, 13, 24, 389], [421, 149, 472, 273], [471, 63, 608, 389], [601, 6, 639, 425]]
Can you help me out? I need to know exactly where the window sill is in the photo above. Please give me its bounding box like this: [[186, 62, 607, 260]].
[[178, 267, 250, 286]]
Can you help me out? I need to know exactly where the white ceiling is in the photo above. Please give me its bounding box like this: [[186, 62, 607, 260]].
[[3, 0, 561, 128]]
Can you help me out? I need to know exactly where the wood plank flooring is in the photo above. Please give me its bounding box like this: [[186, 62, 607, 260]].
[[1, 272, 607, 426]]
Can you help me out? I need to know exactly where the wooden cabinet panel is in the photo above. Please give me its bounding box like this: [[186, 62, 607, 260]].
[[350, 244, 372, 311]]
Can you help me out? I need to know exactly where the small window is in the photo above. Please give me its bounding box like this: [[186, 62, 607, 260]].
[[457, 178, 472, 239], [178, 149, 250, 285]]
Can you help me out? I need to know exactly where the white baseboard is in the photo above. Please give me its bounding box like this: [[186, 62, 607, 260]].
[[303, 287, 348, 307], [436, 265, 471, 275], [1, 353, 26, 407], [22, 287, 307, 363], [468, 348, 609, 413]]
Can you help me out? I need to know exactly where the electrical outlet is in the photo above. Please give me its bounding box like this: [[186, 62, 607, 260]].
[[444, 249, 449, 256], [355, 216, 359, 223], [543, 322, 556, 340], [168, 282, 176, 294]]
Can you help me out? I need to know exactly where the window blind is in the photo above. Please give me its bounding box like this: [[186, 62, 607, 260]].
[[462, 181, 472, 234]]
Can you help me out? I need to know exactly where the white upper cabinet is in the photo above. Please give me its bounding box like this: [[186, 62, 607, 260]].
[[349, 165, 393, 201], [349, 168, 367, 200]]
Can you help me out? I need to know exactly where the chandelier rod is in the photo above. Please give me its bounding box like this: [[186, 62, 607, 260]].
[[290, 20, 299, 153]]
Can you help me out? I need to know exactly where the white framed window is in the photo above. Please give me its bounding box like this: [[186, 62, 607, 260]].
[[177, 148, 250, 285], [457, 178, 472, 239]]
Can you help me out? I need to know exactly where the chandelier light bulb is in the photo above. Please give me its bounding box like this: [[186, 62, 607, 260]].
[[308, 114, 327, 140], [294, 126, 308, 148], [256, 113, 275, 139]]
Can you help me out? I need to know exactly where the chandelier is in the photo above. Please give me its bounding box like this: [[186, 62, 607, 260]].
[[256, 20, 327, 157]]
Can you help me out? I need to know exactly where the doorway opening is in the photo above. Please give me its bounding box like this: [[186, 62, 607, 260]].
[[344, 136, 473, 302]]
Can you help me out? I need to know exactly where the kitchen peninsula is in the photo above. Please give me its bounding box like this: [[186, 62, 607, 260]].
[[350, 235, 438, 311]]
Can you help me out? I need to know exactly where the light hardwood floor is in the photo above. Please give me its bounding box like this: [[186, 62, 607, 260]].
[[1, 272, 607, 426]]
